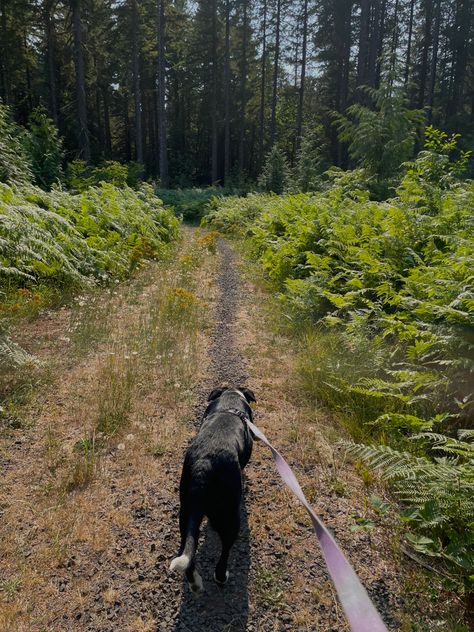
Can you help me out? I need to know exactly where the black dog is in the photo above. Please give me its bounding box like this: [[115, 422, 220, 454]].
[[169, 386, 256, 593]]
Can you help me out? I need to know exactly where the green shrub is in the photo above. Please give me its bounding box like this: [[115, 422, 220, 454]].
[[66, 160, 145, 192], [207, 133, 474, 595], [0, 104, 32, 185], [156, 186, 234, 223], [346, 432, 474, 601], [202, 193, 272, 235], [335, 84, 424, 198], [0, 182, 179, 368], [293, 125, 330, 193], [397, 126, 472, 213], [23, 107, 64, 189], [126, 161, 146, 188], [66, 159, 91, 191]]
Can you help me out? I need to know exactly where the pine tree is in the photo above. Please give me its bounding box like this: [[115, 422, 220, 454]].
[[294, 126, 329, 192], [23, 107, 64, 188], [258, 145, 289, 193]]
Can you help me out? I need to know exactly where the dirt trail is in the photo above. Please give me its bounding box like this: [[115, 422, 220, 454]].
[[0, 230, 442, 631]]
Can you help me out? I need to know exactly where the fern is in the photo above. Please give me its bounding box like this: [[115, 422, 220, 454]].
[[0, 335, 36, 369], [208, 133, 474, 592], [344, 433, 474, 575], [0, 181, 180, 371]]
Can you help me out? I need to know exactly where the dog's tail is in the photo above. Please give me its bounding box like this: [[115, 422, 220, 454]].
[[169, 513, 201, 574]]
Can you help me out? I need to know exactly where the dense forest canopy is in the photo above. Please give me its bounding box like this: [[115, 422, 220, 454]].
[[1, 0, 474, 186]]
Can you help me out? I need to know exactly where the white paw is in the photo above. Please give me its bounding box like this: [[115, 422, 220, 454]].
[[190, 570, 203, 594], [214, 570, 229, 585], [169, 554, 189, 574]]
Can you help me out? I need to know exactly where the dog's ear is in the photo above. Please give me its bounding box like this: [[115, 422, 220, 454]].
[[207, 387, 226, 401], [240, 387, 256, 403]]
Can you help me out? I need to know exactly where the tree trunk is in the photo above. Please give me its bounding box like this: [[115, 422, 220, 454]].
[[24, 31, 33, 113], [375, 0, 387, 87], [340, 0, 352, 112], [357, 0, 371, 89], [102, 85, 112, 156], [427, 0, 441, 119], [238, 0, 248, 175], [45, 2, 58, 125], [389, 0, 399, 84], [417, 0, 433, 109], [123, 94, 132, 162], [404, 0, 415, 86], [295, 0, 308, 154], [368, 0, 382, 88], [157, 0, 168, 185], [336, 0, 352, 166], [258, 0, 267, 164], [293, 17, 300, 90], [447, 0, 471, 117], [270, 0, 281, 147], [71, 0, 90, 162], [224, 0, 230, 184], [131, 0, 143, 164], [210, 0, 218, 183], [95, 85, 103, 155], [0, 0, 10, 105]]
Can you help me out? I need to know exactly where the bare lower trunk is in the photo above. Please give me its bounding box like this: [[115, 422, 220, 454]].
[[157, 0, 168, 185], [418, 0, 433, 108], [295, 0, 308, 154], [0, 0, 9, 104], [102, 85, 112, 156], [270, 0, 281, 147], [211, 0, 218, 183], [258, 0, 267, 164], [132, 0, 143, 164], [71, 0, 90, 162], [238, 0, 248, 176], [427, 0, 441, 119], [404, 0, 415, 86], [45, 4, 58, 125], [224, 0, 230, 184]]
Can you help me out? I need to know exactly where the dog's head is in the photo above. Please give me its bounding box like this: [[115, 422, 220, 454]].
[[207, 386, 256, 404]]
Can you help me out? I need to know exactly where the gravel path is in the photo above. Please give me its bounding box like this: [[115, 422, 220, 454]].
[[171, 238, 252, 632], [128, 237, 398, 632]]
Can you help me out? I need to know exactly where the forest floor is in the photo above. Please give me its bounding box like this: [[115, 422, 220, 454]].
[[0, 228, 460, 631]]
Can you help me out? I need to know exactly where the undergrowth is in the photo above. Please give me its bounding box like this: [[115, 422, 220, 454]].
[[156, 186, 239, 223], [0, 181, 179, 386], [204, 128, 474, 615]]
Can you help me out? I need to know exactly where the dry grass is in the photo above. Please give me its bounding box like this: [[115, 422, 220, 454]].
[[0, 229, 216, 630]]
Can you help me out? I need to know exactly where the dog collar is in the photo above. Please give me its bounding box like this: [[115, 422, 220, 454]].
[[225, 408, 251, 424]]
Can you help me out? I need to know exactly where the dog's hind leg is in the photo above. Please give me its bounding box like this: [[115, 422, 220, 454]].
[[183, 514, 204, 593], [170, 505, 204, 594], [213, 509, 240, 585]]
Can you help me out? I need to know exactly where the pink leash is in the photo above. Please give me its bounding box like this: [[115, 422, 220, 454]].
[[230, 410, 388, 632]]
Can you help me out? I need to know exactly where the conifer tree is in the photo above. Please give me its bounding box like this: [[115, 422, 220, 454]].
[[258, 145, 289, 193]]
